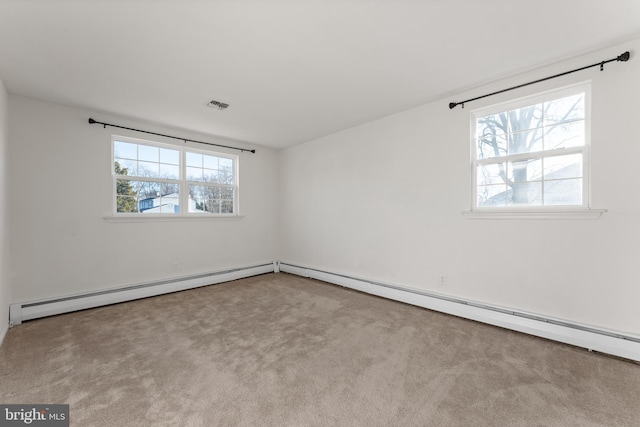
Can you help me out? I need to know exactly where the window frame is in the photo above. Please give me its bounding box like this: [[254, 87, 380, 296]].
[[469, 82, 592, 214], [110, 134, 240, 218]]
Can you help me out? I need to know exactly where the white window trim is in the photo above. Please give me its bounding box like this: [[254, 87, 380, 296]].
[[103, 214, 246, 223], [463, 81, 605, 220], [461, 209, 606, 220], [108, 134, 241, 220]]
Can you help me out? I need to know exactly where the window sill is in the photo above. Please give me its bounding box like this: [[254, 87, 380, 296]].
[[461, 209, 606, 220], [104, 214, 245, 223]]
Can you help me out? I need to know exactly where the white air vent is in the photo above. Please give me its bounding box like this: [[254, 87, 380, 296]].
[[206, 100, 230, 110]]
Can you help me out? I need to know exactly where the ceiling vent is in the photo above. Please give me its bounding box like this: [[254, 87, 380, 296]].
[[206, 99, 230, 110]]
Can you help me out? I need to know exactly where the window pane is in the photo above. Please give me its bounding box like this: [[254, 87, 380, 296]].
[[477, 184, 507, 207], [476, 134, 507, 160], [203, 169, 218, 182], [221, 188, 234, 200], [544, 179, 582, 205], [114, 142, 181, 179], [208, 200, 221, 214], [203, 155, 219, 170], [138, 145, 159, 162], [507, 159, 541, 182], [133, 181, 159, 199], [191, 186, 220, 199], [544, 154, 582, 179], [508, 104, 543, 133], [507, 181, 542, 206], [544, 121, 584, 150], [478, 164, 505, 186], [127, 181, 181, 214], [507, 182, 542, 206], [114, 159, 137, 176], [187, 185, 234, 214], [508, 128, 543, 155], [219, 158, 234, 184], [221, 200, 234, 214], [160, 148, 179, 165], [219, 157, 233, 172], [187, 167, 203, 181], [210, 187, 222, 199], [476, 112, 508, 138], [189, 185, 224, 214], [116, 178, 135, 196], [219, 168, 234, 184], [116, 195, 138, 213], [158, 188, 180, 214], [544, 93, 584, 126], [159, 163, 179, 180], [116, 179, 139, 213], [186, 152, 202, 167], [114, 141, 137, 160], [138, 161, 159, 178]]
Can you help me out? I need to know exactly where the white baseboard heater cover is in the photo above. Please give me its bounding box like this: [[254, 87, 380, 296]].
[[279, 262, 640, 362], [9, 262, 276, 326]]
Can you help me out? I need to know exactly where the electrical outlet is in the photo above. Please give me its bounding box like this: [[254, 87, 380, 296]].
[[440, 274, 447, 285]]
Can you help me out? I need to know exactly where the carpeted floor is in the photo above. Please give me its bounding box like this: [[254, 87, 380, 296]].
[[1, 273, 639, 426]]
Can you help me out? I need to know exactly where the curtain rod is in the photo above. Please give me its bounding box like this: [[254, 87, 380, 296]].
[[88, 118, 256, 154], [449, 51, 630, 110]]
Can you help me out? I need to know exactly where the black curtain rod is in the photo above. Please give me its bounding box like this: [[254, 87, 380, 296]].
[[449, 51, 630, 109], [88, 118, 256, 154]]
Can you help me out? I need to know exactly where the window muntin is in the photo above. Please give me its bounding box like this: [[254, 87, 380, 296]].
[[112, 136, 238, 216], [472, 84, 589, 209]]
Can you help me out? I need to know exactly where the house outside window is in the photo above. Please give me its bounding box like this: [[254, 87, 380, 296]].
[[112, 135, 238, 216], [471, 83, 590, 210]]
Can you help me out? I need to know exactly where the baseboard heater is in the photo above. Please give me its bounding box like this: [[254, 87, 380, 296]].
[[9, 262, 276, 326], [278, 262, 640, 362]]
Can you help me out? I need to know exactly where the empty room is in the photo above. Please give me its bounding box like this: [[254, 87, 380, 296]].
[[1, 1, 639, 426]]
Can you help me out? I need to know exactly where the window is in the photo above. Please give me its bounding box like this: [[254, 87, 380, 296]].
[[472, 83, 589, 210], [112, 136, 238, 216]]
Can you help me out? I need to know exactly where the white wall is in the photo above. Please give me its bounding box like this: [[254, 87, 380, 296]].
[[0, 76, 9, 344], [8, 96, 279, 303], [279, 39, 640, 335]]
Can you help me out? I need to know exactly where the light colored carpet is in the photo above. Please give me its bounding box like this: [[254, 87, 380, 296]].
[[1, 272, 639, 426]]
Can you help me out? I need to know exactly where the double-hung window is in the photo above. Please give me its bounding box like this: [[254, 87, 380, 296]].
[[472, 83, 590, 210], [112, 135, 238, 216]]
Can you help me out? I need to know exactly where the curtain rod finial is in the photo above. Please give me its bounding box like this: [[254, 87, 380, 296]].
[[618, 51, 630, 62], [88, 118, 96, 124], [449, 102, 458, 109]]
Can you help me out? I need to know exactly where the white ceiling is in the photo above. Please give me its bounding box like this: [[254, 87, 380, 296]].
[[1, 1, 640, 149]]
